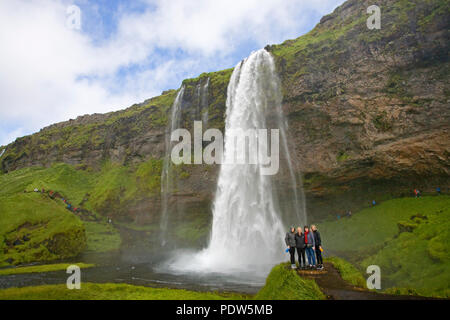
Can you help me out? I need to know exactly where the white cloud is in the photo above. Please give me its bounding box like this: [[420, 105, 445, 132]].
[[0, 0, 344, 146]]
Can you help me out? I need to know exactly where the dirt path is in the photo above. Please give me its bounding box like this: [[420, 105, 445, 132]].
[[297, 262, 430, 300]]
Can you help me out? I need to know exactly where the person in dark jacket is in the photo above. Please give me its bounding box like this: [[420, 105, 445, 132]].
[[285, 227, 297, 269], [295, 227, 306, 269], [311, 225, 323, 270], [304, 226, 316, 268]]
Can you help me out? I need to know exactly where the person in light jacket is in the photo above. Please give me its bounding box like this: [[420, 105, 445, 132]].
[[285, 226, 297, 269], [304, 226, 316, 268]]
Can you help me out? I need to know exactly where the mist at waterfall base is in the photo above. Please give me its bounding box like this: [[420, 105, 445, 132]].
[[158, 49, 307, 282]]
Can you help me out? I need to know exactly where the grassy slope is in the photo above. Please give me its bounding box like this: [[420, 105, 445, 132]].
[[0, 164, 122, 261], [255, 263, 325, 300], [0, 159, 189, 262], [0, 262, 94, 276], [0, 164, 94, 205], [0, 193, 86, 266], [0, 283, 248, 300], [318, 196, 450, 298]]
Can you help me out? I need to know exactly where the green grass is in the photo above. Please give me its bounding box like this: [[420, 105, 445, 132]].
[[318, 196, 450, 298], [86, 159, 162, 217], [0, 193, 86, 266], [255, 263, 325, 300], [318, 196, 450, 254], [0, 163, 95, 206], [0, 283, 248, 300], [84, 221, 121, 253], [361, 206, 450, 298], [0, 262, 94, 276], [325, 257, 365, 288]]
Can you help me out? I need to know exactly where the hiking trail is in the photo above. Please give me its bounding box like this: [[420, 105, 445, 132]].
[[297, 262, 434, 300]]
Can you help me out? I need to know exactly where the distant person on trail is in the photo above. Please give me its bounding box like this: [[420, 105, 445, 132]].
[[372, 200, 376, 206], [414, 189, 421, 198], [285, 227, 297, 269], [304, 226, 316, 269], [436, 187, 441, 195], [295, 227, 306, 269], [311, 225, 323, 270]]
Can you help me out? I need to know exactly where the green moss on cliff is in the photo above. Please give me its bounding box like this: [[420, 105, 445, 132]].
[[181, 68, 233, 130], [87, 158, 162, 218], [1, 90, 177, 172]]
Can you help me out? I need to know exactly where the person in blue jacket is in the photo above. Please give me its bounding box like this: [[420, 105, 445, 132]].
[[304, 226, 316, 269]]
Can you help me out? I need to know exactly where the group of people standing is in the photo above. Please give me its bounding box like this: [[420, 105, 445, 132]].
[[285, 225, 323, 270]]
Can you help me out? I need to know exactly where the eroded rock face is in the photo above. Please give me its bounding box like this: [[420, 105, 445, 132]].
[[1, 0, 449, 221]]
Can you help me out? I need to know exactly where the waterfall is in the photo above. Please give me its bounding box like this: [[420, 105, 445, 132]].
[[160, 77, 210, 247], [168, 49, 306, 275], [160, 86, 185, 246]]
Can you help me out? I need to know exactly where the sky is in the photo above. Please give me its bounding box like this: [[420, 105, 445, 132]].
[[0, 0, 345, 146]]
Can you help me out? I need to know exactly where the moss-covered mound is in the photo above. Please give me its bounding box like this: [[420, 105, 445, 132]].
[[255, 263, 325, 300]]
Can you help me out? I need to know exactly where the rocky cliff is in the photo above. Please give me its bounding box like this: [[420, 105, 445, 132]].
[[1, 0, 449, 226]]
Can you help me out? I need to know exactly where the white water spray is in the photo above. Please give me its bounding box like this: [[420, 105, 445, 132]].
[[168, 49, 306, 275]]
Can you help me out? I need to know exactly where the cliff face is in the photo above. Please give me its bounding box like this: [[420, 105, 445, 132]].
[[267, 0, 450, 214], [1, 0, 449, 223]]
